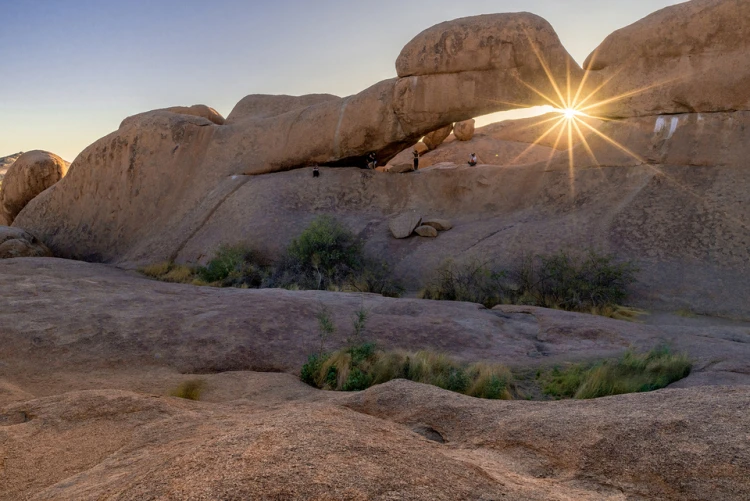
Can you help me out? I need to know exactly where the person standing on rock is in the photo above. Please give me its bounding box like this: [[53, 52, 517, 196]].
[[366, 152, 377, 170], [313, 166, 320, 178], [468, 153, 478, 166], [412, 149, 420, 171]]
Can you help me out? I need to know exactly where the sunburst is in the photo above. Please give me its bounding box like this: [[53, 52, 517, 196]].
[[477, 36, 750, 234]]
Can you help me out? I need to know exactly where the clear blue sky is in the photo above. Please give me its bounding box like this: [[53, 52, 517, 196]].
[[1, 0, 685, 161]]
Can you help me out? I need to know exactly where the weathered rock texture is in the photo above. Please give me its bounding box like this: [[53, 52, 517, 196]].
[[0, 226, 52, 258], [0, 150, 68, 225], [583, 0, 750, 117]]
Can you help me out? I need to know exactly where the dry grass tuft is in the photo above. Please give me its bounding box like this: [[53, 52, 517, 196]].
[[169, 379, 205, 401]]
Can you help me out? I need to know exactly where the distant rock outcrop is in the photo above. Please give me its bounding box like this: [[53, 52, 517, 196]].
[[1, 151, 68, 226]]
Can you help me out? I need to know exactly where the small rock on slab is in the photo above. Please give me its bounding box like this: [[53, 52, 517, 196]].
[[415, 225, 438, 237], [389, 213, 422, 239], [422, 219, 453, 231]]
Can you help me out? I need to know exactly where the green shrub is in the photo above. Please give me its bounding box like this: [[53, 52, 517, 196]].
[[421, 250, 638, 314], [169, 379, 205, 400], [301, 353, 329, 386], [505, 251, 638, 311], [539, 347, 691, 400], [420, 258, 506, 308], [281, 216, 363, 290], [197, 244, 268, 287], [141, 217, 403, 298]]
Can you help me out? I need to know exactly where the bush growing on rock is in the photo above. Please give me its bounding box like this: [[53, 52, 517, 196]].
[[140, 216, 403, 297], [539, 347, 692, 399], [421, 250, 638, 315], [301, 344, 514, 400]]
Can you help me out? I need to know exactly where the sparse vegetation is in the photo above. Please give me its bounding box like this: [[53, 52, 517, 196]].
[[421, 250, 639, 317], [169, 379, 205, 400], [139, 216, 403, 297], [538, 347, 692, 399], [140, 261, 202, 284], [301, 344, 514, 400]]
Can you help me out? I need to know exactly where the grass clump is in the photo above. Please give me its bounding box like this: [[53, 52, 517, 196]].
[[420, 250, 638, 317], [139, 262, 201, 284], [301, 343, 514, 400], [169, 379, 205, 401], [539, 347, 691, 399]]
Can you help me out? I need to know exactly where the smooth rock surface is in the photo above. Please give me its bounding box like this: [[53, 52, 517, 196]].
[[583, 0, 750, 117], [389, 212, 422, 238], [415, 225, 439, 237]]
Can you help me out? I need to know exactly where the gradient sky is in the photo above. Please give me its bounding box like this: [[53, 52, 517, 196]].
[[1, 0, 685, 161]]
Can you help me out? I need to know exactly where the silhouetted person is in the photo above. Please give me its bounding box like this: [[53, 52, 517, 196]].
[[312, 166, 320, 177], [468, 153, 478, 166], [366, 152, 377, 170], [413, 149, 420, 171]]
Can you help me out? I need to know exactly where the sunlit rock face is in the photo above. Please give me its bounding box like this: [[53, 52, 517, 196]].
[[12, 3, 750, 317], [581, 0, 750, 118], [14, 12, 580, 260]]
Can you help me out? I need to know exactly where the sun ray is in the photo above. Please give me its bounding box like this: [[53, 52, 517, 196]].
[[566, 120, 576, 197], [512, 114, 569, 132], [571, 116, 601, 168], [510, 116, 566, 164], [515, 78, 566, 109], [570, 49, 600, 109], [545, 120, 568, 168], [523, 28, 569, 108], [578, 75, 686, 114], [576, 118, 647, 163]]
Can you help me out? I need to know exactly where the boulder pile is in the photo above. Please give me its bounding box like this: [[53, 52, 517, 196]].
[[389, 214, 453, 239]]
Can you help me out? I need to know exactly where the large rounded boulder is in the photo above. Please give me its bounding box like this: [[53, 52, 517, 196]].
[[0, 150, 68, 225], [583, 0, 750, 117]]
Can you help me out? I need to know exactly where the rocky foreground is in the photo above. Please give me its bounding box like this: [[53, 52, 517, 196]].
[[1, 258, 749, 500]]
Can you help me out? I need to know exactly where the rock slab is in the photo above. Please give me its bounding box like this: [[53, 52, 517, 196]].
[[389, 213, 422, 238]]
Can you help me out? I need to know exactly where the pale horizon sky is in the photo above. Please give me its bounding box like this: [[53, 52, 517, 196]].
[[1, 0, 686, 161]]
